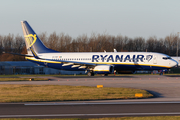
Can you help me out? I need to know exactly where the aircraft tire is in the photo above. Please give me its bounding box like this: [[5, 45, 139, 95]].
[[87, 72, 94, 76]]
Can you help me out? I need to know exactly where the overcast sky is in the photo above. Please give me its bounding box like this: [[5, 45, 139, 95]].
[[0, 0, 180, 39]]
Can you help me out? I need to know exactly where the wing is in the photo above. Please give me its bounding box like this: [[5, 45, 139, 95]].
[[45, 58, 96, 69]]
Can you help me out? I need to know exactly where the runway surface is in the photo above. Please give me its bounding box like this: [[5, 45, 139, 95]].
[[1, 102, 180, 118], [1, 75, 180, 118]]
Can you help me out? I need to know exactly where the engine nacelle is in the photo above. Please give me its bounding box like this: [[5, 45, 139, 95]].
[[93, 65, 114, 74]]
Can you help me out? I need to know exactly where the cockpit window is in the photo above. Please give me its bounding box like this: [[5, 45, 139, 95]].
[[163, 57, 172, 60]]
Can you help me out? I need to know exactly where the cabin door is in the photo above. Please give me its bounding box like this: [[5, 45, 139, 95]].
[[153, 56, 157, 64]]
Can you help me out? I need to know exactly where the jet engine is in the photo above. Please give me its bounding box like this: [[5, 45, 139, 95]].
[[93, 65, 114, 74]]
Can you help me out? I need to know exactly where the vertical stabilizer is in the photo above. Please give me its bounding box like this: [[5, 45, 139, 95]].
[[21, 21, 58, 54]]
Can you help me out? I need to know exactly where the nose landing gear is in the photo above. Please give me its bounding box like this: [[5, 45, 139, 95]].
[[159, 70, 165, 75]]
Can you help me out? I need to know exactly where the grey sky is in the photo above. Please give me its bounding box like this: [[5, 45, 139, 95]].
[[0, 0, 180, 39]]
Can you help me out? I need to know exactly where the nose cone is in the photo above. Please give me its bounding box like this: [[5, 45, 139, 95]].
[[170, 59, 178, 67]]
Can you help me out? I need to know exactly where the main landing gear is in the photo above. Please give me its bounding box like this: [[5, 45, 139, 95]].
[[159, 70, 164, 75], [87, 71, 94, 76]]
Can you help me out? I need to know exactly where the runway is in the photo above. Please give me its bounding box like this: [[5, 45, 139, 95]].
[[1, 75, 180, 118], [1, 102, 180, 118]]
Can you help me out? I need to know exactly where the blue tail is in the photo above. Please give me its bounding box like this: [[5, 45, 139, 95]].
[[21, 21, 58, 55]]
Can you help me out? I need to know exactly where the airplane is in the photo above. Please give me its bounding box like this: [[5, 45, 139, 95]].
[[19, 21, 178, 76]]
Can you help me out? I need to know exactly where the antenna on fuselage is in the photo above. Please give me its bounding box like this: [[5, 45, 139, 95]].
[[114, 49, 117, 52]]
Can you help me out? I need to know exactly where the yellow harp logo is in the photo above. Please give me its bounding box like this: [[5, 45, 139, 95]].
[[24, 34, 37, 47]]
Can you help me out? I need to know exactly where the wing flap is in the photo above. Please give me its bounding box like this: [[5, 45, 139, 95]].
[[45, 58, 96, 67]]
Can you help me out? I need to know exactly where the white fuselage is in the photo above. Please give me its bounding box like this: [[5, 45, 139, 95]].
[[26, 52, 178, 72]]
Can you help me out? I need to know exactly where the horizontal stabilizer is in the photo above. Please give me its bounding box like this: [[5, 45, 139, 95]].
[[3, 52, 33, 57]]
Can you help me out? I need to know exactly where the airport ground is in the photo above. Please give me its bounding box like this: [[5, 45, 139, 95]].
[[3, 74, 180, 98], [1, 75, 180, 118]]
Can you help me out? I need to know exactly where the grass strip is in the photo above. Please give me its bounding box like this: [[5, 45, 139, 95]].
[[1, 116, 180, 120], [0, 78, 48, 81], [0, 85, 152, 102]]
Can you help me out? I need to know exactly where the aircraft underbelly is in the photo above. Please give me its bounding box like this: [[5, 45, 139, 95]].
[[114, 64, 142, 71], [114, 64, 167, 71]]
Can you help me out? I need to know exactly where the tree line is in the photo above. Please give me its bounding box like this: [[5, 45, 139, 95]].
[[0, 32, 179, 61]]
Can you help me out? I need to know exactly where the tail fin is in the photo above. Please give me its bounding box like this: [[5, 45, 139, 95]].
[[21, 21, 58, 54]]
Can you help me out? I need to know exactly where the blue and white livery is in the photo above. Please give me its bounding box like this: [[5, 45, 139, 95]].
[[21, 21, 178, 76]]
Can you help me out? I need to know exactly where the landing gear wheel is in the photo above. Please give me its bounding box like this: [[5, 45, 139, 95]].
[[87, 72, 91, 76], [87, 72, 94, 76]]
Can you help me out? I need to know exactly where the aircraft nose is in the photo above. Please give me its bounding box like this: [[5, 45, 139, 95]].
[[170, 59, 178, 67]]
